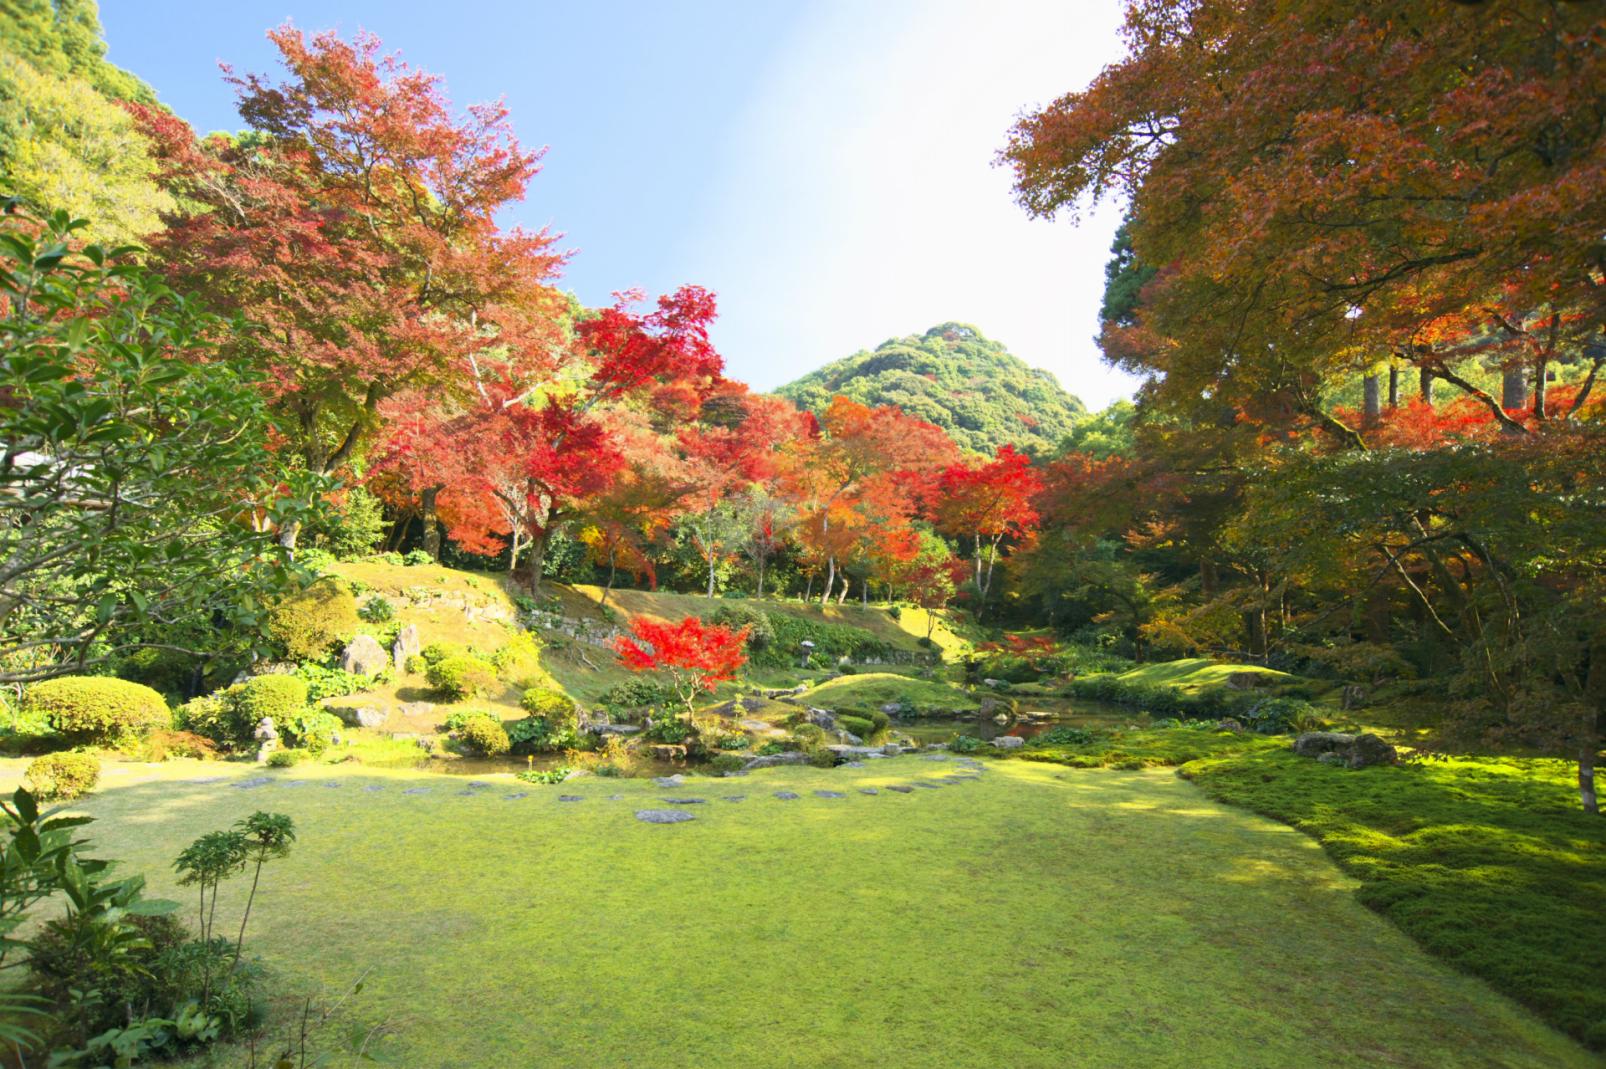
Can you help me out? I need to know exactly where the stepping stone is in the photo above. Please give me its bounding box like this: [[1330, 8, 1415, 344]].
[[187, 776, 228, 784], [504, 792, 528, 801], [813, 790, 846, 799], [662, 797, 706, 805], [635, 809, 695, 824], [773, 791, 800, 800], [558, 795, 584, 802], [922, 754, 949, 761], [456, 790, 478, 796], [723, 795, 746, 802], [915, 781, 943, 789], [467, 780, 491, 789], [403, 787, 431, 796], [363, 785, 385, 792], [232, 777, 271, 790], [859, 787, 879, 795], [653, 775, 686, 788], [842, 761, 865, 768], [282, 780, 308, 788], [323, 781, 342, 788], [886, 785, 914, 793]]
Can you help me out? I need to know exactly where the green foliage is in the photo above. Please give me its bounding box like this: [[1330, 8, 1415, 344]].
[[708, 754, 747, 774], [22, 676, 168, 745], [776, 322, 1086, 455], [597, 677, 677, 714], [420, 641, 469, 667], [490, 631, 543, 680], [403, 654, 427, 674], [427, 655, 499, 702], [755, 740, 790, 756], [1035, 725, 1096, 747], [746, 613, 893, 669], [1015, 726, 1278, 770], [282, 710, 342, 755], [303, 485, 386, 559], [403, 548, 434, 566], [837, 714, 874, 739], [267, 580, 361, 663], [706, 603, 775, 651], [0, 206, 320, 686], [1186, 751, 1606, 1051], [948, 734, 982, 754], [519, 686, 577, 728], [291, 662, 369, 701], [455, 714, 510, 757], [357, 595, 395, 624], [233, 674, 310, 728], [644, 713, 692, 744], [114, 647, 198, 702], [24, 751, 99, 800], [515, 766, 573, 785], [265, 748, 305, 768]]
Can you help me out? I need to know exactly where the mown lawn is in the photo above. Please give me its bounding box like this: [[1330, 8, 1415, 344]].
[[16, 757, 1596, 1068], [1182, 749, 1606, 1052]]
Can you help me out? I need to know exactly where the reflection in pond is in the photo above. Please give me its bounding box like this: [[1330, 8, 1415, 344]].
[[895, 699, 1145, 746]]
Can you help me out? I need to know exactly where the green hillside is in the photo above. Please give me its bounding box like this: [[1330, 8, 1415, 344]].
[[775, 322, 1085, 455]]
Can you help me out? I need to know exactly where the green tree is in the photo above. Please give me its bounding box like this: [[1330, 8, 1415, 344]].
[[0, 203, 323, 684]]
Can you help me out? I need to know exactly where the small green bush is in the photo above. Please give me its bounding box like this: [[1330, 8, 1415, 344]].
[[404, 654, 427, 674], [420, 641, 469, 667], [267, 580, 360, 662], [520, 686, 577, 727], [234, 675, 311, 726], [283, 710, 343, 754], [455, 713, 510, 757], [115, 647, 197, 698], [755, 740, 789, 756], [1034, 725, 1098, 747], [23, 676, 169, 745], [597, 677, 676, 714], [707, 604, 775, 651], [427, 655, 498, 701], [516, 766, 572, 785], [838, 714, 874, 738], [402, 549, 433, 566], [266, 748, 306, 768], [708, 753, 747, 774], [291, 663, 369, 701], [949, 734, 982, 754], [25, 751, 100, 799], [175, 693, 243, 749], [644, 713, 692, 744], [490, 632, 544, 680], [358, 596, 395, 623]]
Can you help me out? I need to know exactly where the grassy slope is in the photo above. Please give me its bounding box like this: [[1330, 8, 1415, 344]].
[[1112, 658, 1291, 692], [799, 672, 980, 716], [22, 758, 1595, 1069]]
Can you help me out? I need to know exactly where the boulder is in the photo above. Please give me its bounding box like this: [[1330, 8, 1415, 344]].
[[881, 743, 903, 756], [340, 634, 389, 676], [1226, 671, 1273, 690], [880, 702, 905, 715], [1217, 718, 1246, 733], [594, 723, 642, 736], [1340, 684, 1369, 711], [1292, 731, 1398, 769], [990, 735, 1024, 750], [398, 701, 435, 718], [741, 751, 808, 770], [252, 717, 279, 763], [982, 678, 1007, 689], [836, 730, 863, 746], [353, 707, 386, 730], [652, 774, 686, 788], [392, 624, 421, 670], [806, 707, 838, 729]]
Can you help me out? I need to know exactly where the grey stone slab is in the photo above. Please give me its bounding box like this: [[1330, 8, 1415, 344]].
[[915, 781, 943, 789], [885, 785, 914, 793], [558, 795, 584, 802], [773, 791, 799, 800], [723, 795, 746, 802], [661, 797, 706, 805], [504, 792, 528, 801], [813, 790, 846, 799], [402, 787, 431, 796], [232, 777, 272, 790], [858, 787, 880, 795], [363, 785, 385, 792], [635, 809, 696, 824]]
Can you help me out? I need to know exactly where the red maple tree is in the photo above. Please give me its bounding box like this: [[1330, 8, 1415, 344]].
[[614, 615, 750, 715]]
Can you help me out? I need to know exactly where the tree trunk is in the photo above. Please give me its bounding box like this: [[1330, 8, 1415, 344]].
[[804, 573, 813, 602], [861, 577, 869, 606], [1534, 358, 1549, 421], [523, 530, 548, 594], [507, 529, 523, 581], [277, 519, 302, 552], [1387, 367, 1399, 408], [600, 546, 618, 610], [1200, 558, 1218, 596], [822, 555, 836, 606], [1362, 372, 1382, 426], [421, 486, 441, 560], [1581, 744, 1599, 815], [756, 558, 766, 599], [1419, 367, 1435, 404], [1502, 366, 1528, 412], [706, 551, 717, 599]]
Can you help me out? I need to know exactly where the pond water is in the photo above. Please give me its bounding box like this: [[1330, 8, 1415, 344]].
[[895, 698, 1145, 746]]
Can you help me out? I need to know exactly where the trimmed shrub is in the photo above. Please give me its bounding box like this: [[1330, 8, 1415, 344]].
[[838, 714, 874, 739], [23, 676, 169, 745], [175, 693, 249, 750], [266, 748, 306, 768], [267, 580, 360, 662], [597, 677, 676, 714], [428, 655, 498, 701], [141, 730, 219, 762], [357, 595, 395, 623], [402, 548, 433, 566], [707, 604, 775, 651], [115, 647, 197, 698], [709, 753, 746, 774], [291, 663, 369, 701], [742, 612, 894, 668], [456, 714, 511, 757], [25, 751, 100, 799], [949, 734, 982, 753], [234, 675, 311, 726], [519, 686, 577, 728], [404, 654, 427, 674]]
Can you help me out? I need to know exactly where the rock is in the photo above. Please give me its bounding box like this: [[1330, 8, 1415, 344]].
[[837, 730, 863, 746], [504, 792, 528, 801], [562, 769, 591, 781], [982, 678, 1007, 689], [594, 722, 641, 736], [392, 624, 421, 670], [652, 774, 686, 788], [859, 787, 879, 795], [880, 702, 905, 715], [885, 785, 913, 793], [881, 743, 902, 756], [402, 787, 431, 795], [773, 791, 800, 800], [398, 701, 435, 718], [635, 809, 696, 824], [340, 634, 389, 676], [1217, 718, 1246, 733], [1340, 684, 1369, 711], [813, 790, 845, 799], [661, 797, 706, 805], [1226, 671, 1274, 690], [991, 713, 1010, 725], [558, 795, 584, 802], [806, 707, 838, 730], [650, 744, 687, 762], [253, 717, 279, 764], [233, 776, 272, 790], [353, 706, 386, 730], [991, 735, 1024, 750], [1292, 730, 1398, 769], [742, 752, 808, 770], [723, 795, 746, 802]]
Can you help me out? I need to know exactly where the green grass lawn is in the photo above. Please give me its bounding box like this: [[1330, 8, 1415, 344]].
[[1112, 657, 1291, 692], [18, 757, 1596, 1068], [800, 672, 981, 716]]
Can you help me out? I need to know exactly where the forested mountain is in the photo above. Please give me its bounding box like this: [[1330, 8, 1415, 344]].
[[775, 323, 1085, 455]]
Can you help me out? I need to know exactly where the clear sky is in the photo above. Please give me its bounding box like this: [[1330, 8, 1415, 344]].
[[102, 0, 1138, 409]]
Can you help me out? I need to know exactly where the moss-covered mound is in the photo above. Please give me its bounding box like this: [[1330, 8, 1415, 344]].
[[799, 673, 979, 717]]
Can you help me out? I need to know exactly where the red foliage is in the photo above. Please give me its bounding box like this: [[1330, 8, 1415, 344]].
[[614, 615, 750, 711]]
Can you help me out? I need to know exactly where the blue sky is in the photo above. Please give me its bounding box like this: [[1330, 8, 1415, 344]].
[[102, 0, 1137, 409]]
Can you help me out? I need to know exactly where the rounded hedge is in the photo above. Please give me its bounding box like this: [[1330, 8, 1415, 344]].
[[427, 655, 498, 701], [267, 580, 360, 662], [456, 714, 510, 757], [519, 686, 577, 727], [23, 677, 169, 745], [26, 751, 101, 800], [233, 674, 311, 726]]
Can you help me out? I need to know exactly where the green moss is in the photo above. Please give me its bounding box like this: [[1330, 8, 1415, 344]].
[[1183, 750, 1606, 1052], [1112, 658, 1291, 693], [800, 673, 979, 717], [1013, 725, 1282, 769], [28, 758, 1593, 1068]]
